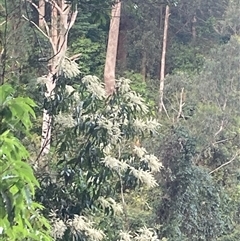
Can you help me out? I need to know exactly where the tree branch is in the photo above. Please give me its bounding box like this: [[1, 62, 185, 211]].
[[209, 151, 239, 174], [177, 88, 185, 120], [49, 0, 63, 15], [0, 20, 6, 26], [22, 15, 57, 54], [68, 5, 78, 30]]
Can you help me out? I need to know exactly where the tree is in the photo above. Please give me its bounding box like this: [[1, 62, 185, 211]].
[[35, 76, 162, 240], [25, 0, 79, 161], [104, 0, 122, 95], [155, 127, 232, 241], [159, 4, 170, 113]]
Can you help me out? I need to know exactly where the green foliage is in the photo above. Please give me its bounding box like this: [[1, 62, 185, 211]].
[[122, 71, 157, 113], [156, 127, 232, 241], [167, 43, 205, 74], [2, 0, 240, 240], [70, 37, 105, 76], [36, 76, 161, 240], [156, 36, 240, 241], [0, 84, 53, 241], [69, 10, 107, 77]]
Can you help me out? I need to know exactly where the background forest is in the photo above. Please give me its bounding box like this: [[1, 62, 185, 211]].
[[1, 0, 240, 240]]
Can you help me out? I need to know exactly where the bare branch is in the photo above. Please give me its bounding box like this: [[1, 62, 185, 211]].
[[214, 120, 224, 137], [22, 15, 48, 38], [162, 102, 170, 120], [69, 53, 81, 61], [212, 138, 229, 146], [177, 88, 185, 120], [25, 0, 51, 37], [22, 15, 57, 54], [209, 151, 239, 174], [68, 6, 78, 30], [25, 0, 40, 14], [49, 0, 63, 15], [0, 20, 6, 26]]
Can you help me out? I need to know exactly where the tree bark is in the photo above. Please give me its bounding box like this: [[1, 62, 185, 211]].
[[104, 0, 121, 95], [38, 0, 45, 28], [159, 5, 170, 113]]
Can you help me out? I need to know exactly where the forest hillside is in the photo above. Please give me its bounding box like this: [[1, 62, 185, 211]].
[[0, 0, 240, 240]]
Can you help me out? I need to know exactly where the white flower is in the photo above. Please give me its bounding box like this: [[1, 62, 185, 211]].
[[142, 154, 162, 173], [145, 118, 160, 133], [55, 113, 75, 128], [98, 197, 123, 215], [135, 226, 160, 241], [103, 144, 112, 155], [85, 227, 105, 241], [70, 215, 91, 231], [134, 146, 147, 158], [68, 215, 105, 241], [82, 75, 106, 100], [130, 168, 158, 188], [117, 78, 131, 93], [51, 219, 67, 239], [102, 155, 119, 170], [119, 230, 133, 241], [124, 92, 148, 114], [97, 117, 113, 130], [60, 58, 81, 78], [134, 118, 146, 130], [102, 155, 129, 171], [97, 117, 122, 144]]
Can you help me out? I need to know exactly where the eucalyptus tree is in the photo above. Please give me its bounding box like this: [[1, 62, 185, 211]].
[[36, 75, 163, 240], [24, 0, 80, 163]]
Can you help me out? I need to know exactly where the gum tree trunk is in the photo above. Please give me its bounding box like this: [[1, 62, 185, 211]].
[[159, 5, 170, 113], [104, 0, 122, 95], [26, 0, 78, 162]]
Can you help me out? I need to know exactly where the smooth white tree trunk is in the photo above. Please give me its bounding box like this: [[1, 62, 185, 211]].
[[159, 5, 170, 112]]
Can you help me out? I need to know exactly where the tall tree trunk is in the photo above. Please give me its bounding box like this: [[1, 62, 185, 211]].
[[159, 5, 170, 113], [104, 0, 121, 95], [38, 0, 45, 28]]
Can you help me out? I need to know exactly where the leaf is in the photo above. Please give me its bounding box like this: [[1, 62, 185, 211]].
[[0, 84, 14, 105]]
